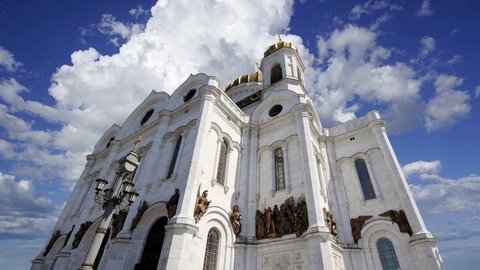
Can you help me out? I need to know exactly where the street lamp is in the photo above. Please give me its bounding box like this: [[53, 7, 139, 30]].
[[79, 137, 142, 270]]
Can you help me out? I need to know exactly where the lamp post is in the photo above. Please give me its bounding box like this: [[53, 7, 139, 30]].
[[79, 137, 142, 270]]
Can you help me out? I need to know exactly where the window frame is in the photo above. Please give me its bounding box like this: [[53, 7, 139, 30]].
[[377, 238, 401, 270], [354, 158, 376, 200], [216, 139, 228, 186], [274, 147, 286, 191], [202, 228, 220, 270], [167, 136, 182, 179]]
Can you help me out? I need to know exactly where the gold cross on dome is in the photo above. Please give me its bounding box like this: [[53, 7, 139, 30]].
[[276, 33, 282, 42]]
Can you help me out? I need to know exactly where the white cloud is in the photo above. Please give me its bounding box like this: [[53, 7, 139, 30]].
[[0, 0, 296, 193], [0, 46, 23, 72], [402, 160, 441, 178], [349, 0, 401, 21], [417, 0, 433, 16], [410, 173, 480, 215], [425, 74, 470, 131], [311, 25, 422, 132], [129, 5, 149, 18], [97, 13, 145, 46], [475, 85, 480, 98], [446, 54, 462, 65], [0, 172, 56, 218], [420, 36, 436, 57]]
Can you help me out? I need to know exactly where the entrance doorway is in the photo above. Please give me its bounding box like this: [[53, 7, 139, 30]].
[[135, 217, 168, 270]]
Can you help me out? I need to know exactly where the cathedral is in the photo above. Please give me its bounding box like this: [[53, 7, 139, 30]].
[[31, 41, 443, 270]]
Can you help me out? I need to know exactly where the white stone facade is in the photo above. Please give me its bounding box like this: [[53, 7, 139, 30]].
[[31, 42, 443, 270]]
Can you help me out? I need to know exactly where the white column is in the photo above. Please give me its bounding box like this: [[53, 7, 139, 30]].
[[159, 87, 218, 270], [295, 107, 328, 231], [370, 119, 432, 238], [210, 139, 222, 186], [117, 111, 171, 239]]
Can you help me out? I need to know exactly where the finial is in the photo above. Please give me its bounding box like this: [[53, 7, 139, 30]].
[[276, 33, 282, 42], [133, 136, 142, 151]]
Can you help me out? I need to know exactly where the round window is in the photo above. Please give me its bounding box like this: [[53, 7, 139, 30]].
[[183, 89, 196, 102], [269, 104, 283, 117], [140, 109, 154, 125]]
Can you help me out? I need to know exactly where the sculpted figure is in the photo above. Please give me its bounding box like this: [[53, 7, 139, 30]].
[[323, 208, 339, 242], [43, 230, 61, 256], [281, 196, 296, 232], [296, 195, 309, 233], [166, 189, 180, 218], [194, 190, 211, 223], [229, 205, 242, 235], [111, 211, 128, 239], [255, 210, 266, 239], [380, 209, 413, 236], [264, 207, 276, 238], [350, 216, 372, 243], [72, 221, 93, 249], [273, 205, 285, 236], [131, 201, 148, 232]]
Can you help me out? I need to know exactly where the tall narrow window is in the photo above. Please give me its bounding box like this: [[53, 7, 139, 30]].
[[274, 148, 286, 191], [202, 228, 220, 270], [355, 159, 376, 200], [216, 140, 228, 185], [167, 136, 182, 178], [270, 64, 282, 84], [377, 238, 401, 270]]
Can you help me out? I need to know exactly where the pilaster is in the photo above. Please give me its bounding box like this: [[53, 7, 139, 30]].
[[294, 107, 328, 232]]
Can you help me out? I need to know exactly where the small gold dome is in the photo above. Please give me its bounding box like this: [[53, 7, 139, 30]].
[[225, 72, 263, 92], [263, 41, 298, 57]]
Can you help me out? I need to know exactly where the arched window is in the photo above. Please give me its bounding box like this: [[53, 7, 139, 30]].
[[270, 64, 283, 84], [135, 217, 168, 270], [167, 136, 182, 178], [202, 228, 220, 270], [355, 159, 376, 200], [274, 148, 286, 191], [216, 140, 228, 185], [377, 238, 401, 270]]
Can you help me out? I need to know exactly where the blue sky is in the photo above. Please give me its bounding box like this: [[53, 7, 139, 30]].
[[0, 0, 479, 269]]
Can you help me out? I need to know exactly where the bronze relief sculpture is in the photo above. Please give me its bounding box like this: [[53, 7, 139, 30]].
[[166, 188, 180, 218], [229, 205, 242, 235], [72, 221, 93, 249], [255, 195, 309, 239], [194, 189, 211, 223], [379, 209, 413, 236], [323, 208, 339, 243], [43, 230, 61, 256], [130, 201, 148, 232], [350, 216, 372, 244]]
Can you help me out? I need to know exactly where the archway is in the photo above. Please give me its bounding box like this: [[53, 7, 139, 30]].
[[135, 217, 168, 270]]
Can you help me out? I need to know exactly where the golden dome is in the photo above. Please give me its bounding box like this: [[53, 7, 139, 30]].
[[263, 41, 298, 57], [225, 72, 263, 92]]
